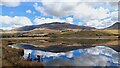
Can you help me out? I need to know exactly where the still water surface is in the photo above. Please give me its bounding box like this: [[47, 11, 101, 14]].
[[9, 43, 120, 66]]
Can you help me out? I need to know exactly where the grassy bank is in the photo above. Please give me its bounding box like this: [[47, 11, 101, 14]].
[[47, 38, 112, 45], [47, 31, 115, 38], [2, 40, 44, 67], [1, 30, 118, 38]]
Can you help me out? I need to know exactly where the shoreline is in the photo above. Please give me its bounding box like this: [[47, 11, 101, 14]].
[[1, 36, 118, 40]]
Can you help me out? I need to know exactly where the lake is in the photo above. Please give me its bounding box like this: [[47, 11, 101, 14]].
[[9, 40, 120, 66]]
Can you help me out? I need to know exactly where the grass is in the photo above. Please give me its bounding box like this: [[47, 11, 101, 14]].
[[96, 29, 119, 35], [2, 40, 44, 67], [0, 29, 119, 67], [47, 31, 113, 38], [1, 30, 117, 39], [1, 32, 118, 67], [47, 38, 112, 45]]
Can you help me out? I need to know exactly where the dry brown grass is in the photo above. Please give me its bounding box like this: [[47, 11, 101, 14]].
[[94, 29, 119, 35], [2, 40, 44, 67], [104, 40, 119, 45]]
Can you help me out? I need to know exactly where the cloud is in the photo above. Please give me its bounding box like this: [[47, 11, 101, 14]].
[[0, 0, 38, 7], [1, 0, 119, 7], [33, 0, 119, 29], [33, 3, 46, 16], [34, 2, 110, 20], [33, 2, 77, 17], [34, 16, 75, 25], [1, 0, 118, 29], [0, 16, 32, 30], [37, 0, 119, 2], [66, 51, 73, 58], [0, 0, 21, 7], [85, 18, 116, 29], [73, 4, 110, 21], [33, 17, 65, 25], [111, 11, 118, 18], [26, 10, 32, 14], [66, 17, 74, 24], [86, 20, 101, 27]]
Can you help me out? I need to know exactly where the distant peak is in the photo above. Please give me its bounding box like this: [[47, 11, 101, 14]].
[[105, 22, 120, 29], [51, 22, 62, 24], [14, 21, 96, 31], [112, 22, 120, 26], [115, 22, 120, 24]]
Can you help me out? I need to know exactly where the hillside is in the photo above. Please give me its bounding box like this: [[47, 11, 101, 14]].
[[15, 22, 96, 31], [106, 22, 120, 29]]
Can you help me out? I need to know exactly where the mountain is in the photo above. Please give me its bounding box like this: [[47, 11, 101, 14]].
[[0, 29, 4, 32], [15, 22, 96, 31], [106, 22, 120, 29], [0, 29, 4, 33]]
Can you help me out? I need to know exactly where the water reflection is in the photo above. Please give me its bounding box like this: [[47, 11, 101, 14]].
[[9, 43, 120, 66], [11, 44, 118, 66]]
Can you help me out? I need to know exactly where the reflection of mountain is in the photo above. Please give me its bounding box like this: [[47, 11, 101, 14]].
[[15, 22, 96, 31], [106, 22, 120, 29], [22, 46, 119, 66]]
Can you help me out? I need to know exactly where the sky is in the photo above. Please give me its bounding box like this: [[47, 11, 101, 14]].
[[0, 0, 119, 30]]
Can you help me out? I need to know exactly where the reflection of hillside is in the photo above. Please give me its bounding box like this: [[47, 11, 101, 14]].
[[5, 38, 118, 47], [46, 38, 112, 45], [7, 38, 119, 52]]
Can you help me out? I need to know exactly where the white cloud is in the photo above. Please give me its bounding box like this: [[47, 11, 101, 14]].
[[33, 1, 118, 29], [26, 10, 32, 14], [33, 3, 47, 16], [85, 17, 117, 29], [33, 2, 77, 17], [109, 11, 118, 23], [0, 16, 32, 30], [66, 17, 74, 24], [111, 11, 118, 18], [66, 51, 73, 58], [73, 3, 110, 20], [0, 0, 118, 29], [0, 0, 37, 7], [94, 7, 110, 20], [34, 17, 65, 25], [33, 17, 75, 25], [0, 0, 21, 7], [34, 2, 110, 20], [86, 20, 102, 28], [37, 0, 119, 2], [1, 0, 119, 7]]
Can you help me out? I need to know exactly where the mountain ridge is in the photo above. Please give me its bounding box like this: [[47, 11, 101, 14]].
[[14, 22, 96, 31], [105, 22, 120, 29]]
